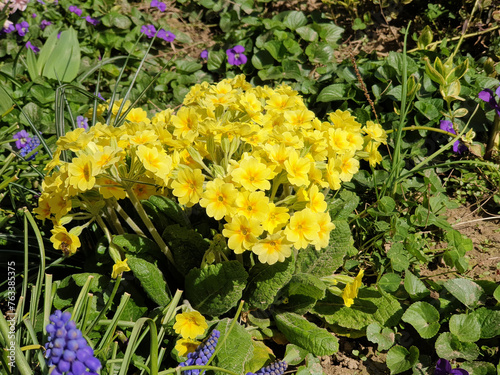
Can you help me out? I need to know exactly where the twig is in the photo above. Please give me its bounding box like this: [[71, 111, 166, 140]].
[[349, 52, 378, 122], [452, 216, 500, 227]]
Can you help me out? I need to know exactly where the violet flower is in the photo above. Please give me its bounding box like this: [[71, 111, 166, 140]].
[[200, 49, 208, 59], [13, 130, 31, 150], [157, 29, 175, 42], [40, 20, 51, 30], [478, 86, 500, 116], [140, 24, 156, 38], [76, 116, 89, 130], [32, 13, 37, 18], [26, 41, 40, 53], [226, 45, 247, 66], [15, 21, 29, 37], [435, 359, 468, 375], [4, 22, 15, 34], [84, 15, 99, 25], [97, 93, 105, 101], [439, 120, 468, 154], [151, 0, 166, 11], [68, 5, 82, 16]]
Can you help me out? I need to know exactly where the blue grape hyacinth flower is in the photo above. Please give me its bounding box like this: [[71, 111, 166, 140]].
[[45, 310, 101, 375], [19, 135, 41, 160], [246, 360, 288, 375], [179, 329, 220, 375]]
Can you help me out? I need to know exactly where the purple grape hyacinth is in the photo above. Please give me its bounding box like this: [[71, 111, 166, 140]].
[[439, 120, 468, 154], [226, 45, 247, 66], [478, 85, 500, 116], [435, 359, 468, 375], [45, 310, 101, 375], [246, 360, 288, 375], [13, 130, 31, 149], [179, 329, 220, 375], [19, 135, 41, 160]]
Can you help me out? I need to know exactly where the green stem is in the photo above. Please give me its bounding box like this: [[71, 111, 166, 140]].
[[0, 313, 32, 375], [126, 186, 175, 266], [159, 365, 239, 375], [385, 126, 457, 136], [84, 276, 122, 335]]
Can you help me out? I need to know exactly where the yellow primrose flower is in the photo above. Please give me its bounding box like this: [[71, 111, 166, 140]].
[[47, 193, 72, 220], [175, 338, 201, 357], [335, 152, 360, 182], [56, 128, 93, 152], [97, 177, 127, 200], [284, 208, 320, 249], [127, 130, 158, 146], [173, 311, 208, 339], [265, 94, 296, 112], [172, 107, 199, 139], [111, 98, 131, 115], [345, 131, 364, 151], [92, 145, 123, 170], [171, 168, 205, 207], [342, 269, 364, 307], [50, 225, 81, 256], [231, 157, 273, 192], [136, 145, 172, 181], [307, 185, 327, 213], [326, 159, 342, 190], [364, 141, 383, 167], [223, 215, 263, 254], [235, 191, 270, 221], [199, 178, 236, 220], [283, 108, 315, 129], [284, 150, 310, 187], [111, 258, 131, 279], [262, 203, 289, 234], [311, 212, 336, 250], [328, 128, 350, 154], [329, 110, 362, 132], [131, 179, 158, 201], [68, 155, 100, 192], [251, 231, 292, 265], [364, 121, 387, 144], [33, 194, 52, 221], [126, 108, 150, 124]]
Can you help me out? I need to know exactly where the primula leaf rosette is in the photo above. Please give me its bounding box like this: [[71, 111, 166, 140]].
[[36, 75, 386, 266]]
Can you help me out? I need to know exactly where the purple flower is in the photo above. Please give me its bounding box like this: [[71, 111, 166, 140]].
[[84, 15, 99, 25], [140, 24, 156, 38], [68, 5, 82, 16], [40, 20, 51, 30], [57, 31, 61, 39], [157, 29, 175, 42], [26, 41, 40, 53], [4, 22, 15, 34], [20, 136, 40, 160], [76, 116, 89, 130], [151, 0, 166, 11], [246, 360, 288, 375], [13, 130, 31, 150], [32, 13, 37, 18], [15, 21, 29, 37], [200, 49, 208, 59], [179, 330, 220, 371], [97, 93, 105, 101], [435, 359, 468, 375], [226, 45, 247, 66], [478, 86, 500, 116], [439, 120, 467, 154]]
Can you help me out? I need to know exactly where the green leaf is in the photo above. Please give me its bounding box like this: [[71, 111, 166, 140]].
[[37, 28, 60, 76], [30, 85, 55, 105], [296, 26, 318, 42], [284, 344, 310, 366], [317, 84, 346, 102], [207, 50, 226, 71], [443, 278, 484, 309], [113, 234, 159, 256], [185, 261, 248, 316], [305, 42, 335, 64], [295, 220, 350, 277], [403, 271, 430, 300], [283, 273, 326, 313], [329, 190, 360, 221], [318, 23, 344, 46], [414, 98, 443, 121], [366, 322, 395, 351], [282, 60, 302, 80], [274, 311, 339, 356], [244, 341, 274, 374], [102, 11, 132, 29], [387, 51, 419, 76], [175, 60, 203, 74], [449, 314, 481, 342], [26, 48, 38, 82], [378, 196, 396, 214], [446, 229, 473, 257], [470, 307, 500, 339], [42, 27, 80, 82], [149, 195, 190, 227], [401, 301, 440, 339], [435, 332, 480, 361], [251, 50, 274, 70], [378, 273, 401, 294], [386, 345, 419, 375], [295, 353, 323, 375], [283, 11, 308, 31], [127, 256, 171, 307], [313, 287, 403, 333], [387, 243, 409, 272], [163, 224, 209, 276], [245, 256, 295, 310], [263, 40, 286, 62], [461, 361, 497, 375], [213, 318, 254, 375]]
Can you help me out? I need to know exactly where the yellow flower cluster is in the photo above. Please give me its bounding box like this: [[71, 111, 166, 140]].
[[173, 311, 208, 356], [36, 75, 386, 264]]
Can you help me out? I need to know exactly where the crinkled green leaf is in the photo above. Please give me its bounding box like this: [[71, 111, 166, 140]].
[[296, 26, 318, 42], [443, 278, 484, 309], [401, 301, 440, 339], [245, 256, 295, 310], [313, 287, 403, 332], [283, 344, 310, 366], [386, 345, 419, 375], [318, 23, 344, 46], [127, 256, 171, 307], [113, 234, 159, 256], [274, 311, 338, 356], [185, 261, 248, 316], [282, 273, 326, 313], [305, 42, 335, 64], [213, 318, 254, 375], [435, 332, 480, 361], [329, 190, 360, 221], [461, 361, 496, 375], [283, 11, 308, 31], [295, 353, 323, 375], [244, 341, 274, 374], [295, 220, 350, 277], [317, 84, 346, 102], [470, 307, 500, 339], [449, 313, 481, 342]]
